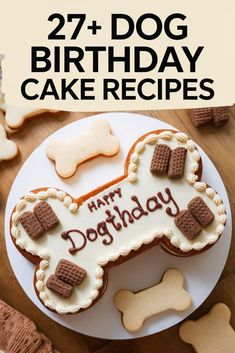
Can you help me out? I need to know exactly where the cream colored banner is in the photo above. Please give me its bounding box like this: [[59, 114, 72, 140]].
[[0, 0, 234, 111]]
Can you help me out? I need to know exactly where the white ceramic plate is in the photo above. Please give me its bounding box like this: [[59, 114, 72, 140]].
[[5, 112, 231, 339]]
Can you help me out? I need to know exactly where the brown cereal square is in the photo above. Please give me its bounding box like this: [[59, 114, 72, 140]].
[[55, 259, 87, 286], [175, 210, 202, 240], [188, 196, 214, 227], [19, 211, 45, 240], [191, 108, 213, 127], [212, 107, 229, 127], [46, 275, 73, 298], [168, 147, 187, 179], [150, 144, 171, 175], [33, 201, 59, 232]]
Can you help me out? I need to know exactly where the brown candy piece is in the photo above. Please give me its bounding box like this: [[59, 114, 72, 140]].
[[168, 147, 187, 179], [46, 275, 73, 298], [188, 196, 214, 228], [175, 210, 202, 240], [19, 211, 45, 240], [150, 144, 171, 175], [34, 201, 59, 232], [55, 259, 87, 286], [191, 108, 213, 127], [212, 107, 229, 127]]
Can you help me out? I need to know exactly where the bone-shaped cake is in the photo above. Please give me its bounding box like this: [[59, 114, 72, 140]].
[[46, 119, 120, 178], [10, 129, 226, 314], [114, 268, 192, 332], [179, 303, 235, 353]]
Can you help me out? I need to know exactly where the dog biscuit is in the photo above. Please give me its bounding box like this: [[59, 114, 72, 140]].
[[0, 124, 18, 162], [46, 119, 120, 178], [180, 303, 235, 353], [114, 269, 191, 332], [188, 197, 214, 227], [168, 147, 187, 179], [150, 144, 171, 175]]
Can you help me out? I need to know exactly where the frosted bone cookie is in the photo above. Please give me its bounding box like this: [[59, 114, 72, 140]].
[[0, 59, 58, 131], [0, 124, 18, 162], [179, 303, 235, 353], [0, 100, 58, 130], [114, 268, 191, 332], [10, 130, 226, 314], [46, 119, 120, 178]]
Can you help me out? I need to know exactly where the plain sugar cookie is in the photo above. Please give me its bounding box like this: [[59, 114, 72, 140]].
[[114, 268, 192, 332], [179, 303, 235, 353]]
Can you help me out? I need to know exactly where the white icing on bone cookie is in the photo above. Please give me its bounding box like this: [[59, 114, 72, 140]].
[[0, 124, 18, 161], [46, 119, 120, 178], [10, 130, 226, 314], [0, 99, 58, 130], [0, 58, 58, 130]]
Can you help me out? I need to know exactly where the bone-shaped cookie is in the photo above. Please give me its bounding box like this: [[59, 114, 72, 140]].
[[114, 268, 191, 332], [0, 59, 58, 131], [0, 98, 58, 130], [46, 119, 120, 178], [0, 124, 18, 161], [10, 130, 226, 314], [179, 303, 235, 353]]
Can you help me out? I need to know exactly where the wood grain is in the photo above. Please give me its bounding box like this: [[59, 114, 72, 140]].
[[0, 107, 234, 353]]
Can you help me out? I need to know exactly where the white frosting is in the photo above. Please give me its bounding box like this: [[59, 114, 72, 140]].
[[0, 103, 46, 128], [10, 131, 226, 314], [0, 100, 59, 129], [46, 119, 120, 178], [0, 124, 18, 162]]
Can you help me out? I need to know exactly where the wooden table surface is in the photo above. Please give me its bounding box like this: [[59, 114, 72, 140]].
[[0, 108, 234, 353]]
